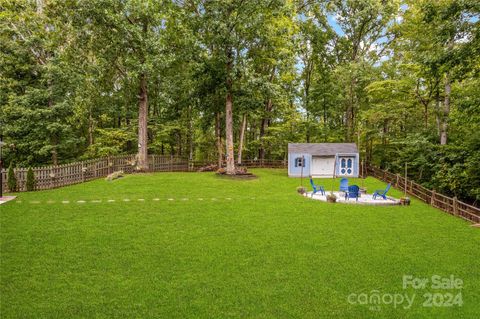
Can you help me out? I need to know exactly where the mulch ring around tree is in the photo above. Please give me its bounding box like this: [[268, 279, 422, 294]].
[[215, 167, 258, 179]]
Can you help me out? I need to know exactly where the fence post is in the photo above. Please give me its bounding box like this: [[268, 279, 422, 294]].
[[151, 155, 155, 172], [453, 196, 458, 216], [395, 174, 399, 187], [431, 190, 436, 206]]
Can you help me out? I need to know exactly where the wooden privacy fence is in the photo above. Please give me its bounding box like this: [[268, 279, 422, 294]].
[[367, 166, 480, 224], [1, 156, 287, 192], [1, 155, 189, 192]]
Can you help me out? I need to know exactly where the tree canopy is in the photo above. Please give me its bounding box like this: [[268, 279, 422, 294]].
[[1, 0, 479, 202]]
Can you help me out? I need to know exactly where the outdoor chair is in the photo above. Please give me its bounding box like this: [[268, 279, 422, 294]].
[[339, 178, 349, 192], [345, 185, 360, 201], [310, 178, 325, 197], [373, 183, 391, 200]]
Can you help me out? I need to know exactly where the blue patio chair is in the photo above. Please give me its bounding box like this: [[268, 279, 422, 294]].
[[345, 185, 360, 201], [373, 183, 391, 200], [310, 178, 325, 197], [339, 178, 349, 192]]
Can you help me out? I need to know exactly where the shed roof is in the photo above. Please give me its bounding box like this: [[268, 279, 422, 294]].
[[288, 143, 358, 156]]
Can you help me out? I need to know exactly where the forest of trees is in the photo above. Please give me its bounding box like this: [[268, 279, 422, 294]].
[[1, 0, 479, 203]]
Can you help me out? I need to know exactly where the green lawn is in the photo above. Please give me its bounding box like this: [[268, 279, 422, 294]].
[[1, 169, 479, 318]]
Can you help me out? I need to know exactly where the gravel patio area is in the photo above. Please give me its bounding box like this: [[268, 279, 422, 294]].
[[306, 191, 400, 205]]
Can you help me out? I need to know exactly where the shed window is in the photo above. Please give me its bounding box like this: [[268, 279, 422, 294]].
[[295, 157, 305, 167]]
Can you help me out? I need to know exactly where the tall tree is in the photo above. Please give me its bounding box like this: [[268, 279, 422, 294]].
[[398, 0, 480, 144], [328, 0, 399, 141], [70, 0, 170, 170], [0, 0, 83, 165], [188, 0, 295, 173]]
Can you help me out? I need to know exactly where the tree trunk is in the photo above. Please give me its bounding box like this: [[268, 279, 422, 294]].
[[423, 102, 428, 130], [323, 93, 327, 142], [258, 67, 276, 161], [88, 111, 94, 146], [188, 106, 194, 162], [259, 116, 266, 159], [435, 85, 441, 138], [51, 136, 58, 166], [258, 99, 272, 161], [440, 73, 450, 145], [51, 148, 58, 165], [345, 78, 355, 142], [304, 61, 312, 143], [46, 95, 58, 165], [177, 131, 182, 156], [225, 48, 235, 174], [237, 113, 247, 164], [215, 112, 223, 167], [136, 72, 148, 171], [51, 131, 58, 166], [382, 120, 388, 146], [380, 120, 388, 168], [306, 109, 310, 143], [225, 92, 235, 173]]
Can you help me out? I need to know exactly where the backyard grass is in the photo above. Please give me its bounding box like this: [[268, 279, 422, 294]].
[[1, 169, 479, 318]]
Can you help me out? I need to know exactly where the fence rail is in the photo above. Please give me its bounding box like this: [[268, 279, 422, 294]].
[[366, 166, 480, 224], [1, 156, 287, 192]]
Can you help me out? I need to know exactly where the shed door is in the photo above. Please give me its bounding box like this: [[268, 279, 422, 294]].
[[311, 156, 335, 176], [339, 157, 355, 176]]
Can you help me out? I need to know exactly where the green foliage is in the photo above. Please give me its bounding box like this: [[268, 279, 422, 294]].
[[7, 163, 17, 192], [376, 134, 480, 202], [26, 167, 36, 191], [0, 0, 479, 201], [83, 128, 136, 159]]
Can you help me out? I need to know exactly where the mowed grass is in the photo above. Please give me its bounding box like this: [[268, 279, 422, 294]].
[[1, 169, 479, 318]]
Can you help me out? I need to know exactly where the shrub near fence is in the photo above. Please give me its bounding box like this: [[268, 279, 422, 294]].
[[367, 166, 480, 224]]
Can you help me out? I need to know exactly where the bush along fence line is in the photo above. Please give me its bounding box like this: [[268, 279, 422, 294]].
[[1, 155, 288, 192], [366, 166, 480, 224]]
